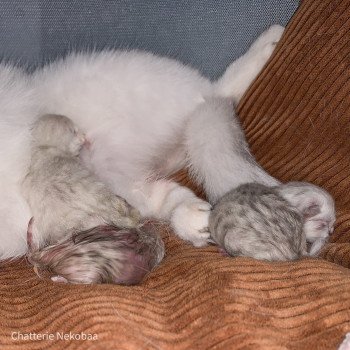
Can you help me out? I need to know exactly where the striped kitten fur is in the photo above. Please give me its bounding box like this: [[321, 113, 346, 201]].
[[209, 183, 306, 261], [23, 114, 164, 284]]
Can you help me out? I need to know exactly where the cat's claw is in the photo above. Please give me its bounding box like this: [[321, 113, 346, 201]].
[[171, 199, 211, 247]]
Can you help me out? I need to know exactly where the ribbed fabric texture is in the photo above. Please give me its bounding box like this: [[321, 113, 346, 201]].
[[1, 0, 350, 349], [237, 0, 350, 265], [1, 239, 350, 350]]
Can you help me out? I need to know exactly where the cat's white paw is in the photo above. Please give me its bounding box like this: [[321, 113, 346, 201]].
[[252, 24, 285, 50], [249, 24, 285, 63], [171, 199, 211, 247]]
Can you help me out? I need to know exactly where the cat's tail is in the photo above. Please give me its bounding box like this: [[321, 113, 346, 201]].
[[185, 97, 279, 203]]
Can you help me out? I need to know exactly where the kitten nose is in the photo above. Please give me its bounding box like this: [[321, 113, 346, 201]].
[[82, 136, 91, 149]]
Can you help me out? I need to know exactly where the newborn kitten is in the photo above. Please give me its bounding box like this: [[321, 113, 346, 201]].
[[22, 114, 141, 248], [209, 183, 306, 261], [276, 182, 336, 255], [27, 220, 164, 285], [22, 114, 165, 284]]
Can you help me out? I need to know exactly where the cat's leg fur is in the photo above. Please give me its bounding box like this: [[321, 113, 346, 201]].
[[215, 24, 284, 102], [0, 185, 31, 259], [186, 97, 280, 204], [184, 25, 285, 203], [111, 178, 211, 247]]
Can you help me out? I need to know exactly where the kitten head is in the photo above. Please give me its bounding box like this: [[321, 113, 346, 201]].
[[31, 114, 86, 155], [27, 223, 165, 285], [210, 183, 306, 262], [277, 182, 336, 242]]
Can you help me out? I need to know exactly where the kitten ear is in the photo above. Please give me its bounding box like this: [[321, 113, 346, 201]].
[[302, 201, 321, 219]]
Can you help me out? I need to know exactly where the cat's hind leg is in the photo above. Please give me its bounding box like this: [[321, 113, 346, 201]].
[[185, 97, 280, 204], [215, 24, 284, 102]]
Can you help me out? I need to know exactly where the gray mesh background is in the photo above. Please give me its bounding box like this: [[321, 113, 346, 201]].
[[0, 0, 298, 79]]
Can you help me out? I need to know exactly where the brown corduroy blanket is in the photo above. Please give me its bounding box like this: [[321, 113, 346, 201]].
[[1, 0, 350, 349]]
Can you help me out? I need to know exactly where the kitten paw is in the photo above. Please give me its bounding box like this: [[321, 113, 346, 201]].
[[308, 238, 327, 256], [304, 219, 333, 242], [171, 199, 211, 247]]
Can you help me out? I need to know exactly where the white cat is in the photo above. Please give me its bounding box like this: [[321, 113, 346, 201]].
[[0, 25, 334, 259]]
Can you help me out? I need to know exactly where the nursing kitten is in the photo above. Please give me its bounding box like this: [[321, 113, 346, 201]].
[[22, 114, 164, 284], [209, 183, 306, 261], [0, 25, 335, 259], [22, 114, 141, 248], [210, 181, 335, 260], [27, 221, 164, 285]]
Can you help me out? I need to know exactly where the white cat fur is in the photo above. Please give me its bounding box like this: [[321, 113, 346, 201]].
[[0, 25, 308, 259]]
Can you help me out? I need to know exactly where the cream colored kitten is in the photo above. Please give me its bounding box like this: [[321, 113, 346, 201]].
[[22, 114, 140, 248]]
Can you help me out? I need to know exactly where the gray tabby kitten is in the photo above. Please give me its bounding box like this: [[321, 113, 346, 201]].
[[27, 221, 164, 285], [22, 114, 164, 284], [209, 183, 306, 261]]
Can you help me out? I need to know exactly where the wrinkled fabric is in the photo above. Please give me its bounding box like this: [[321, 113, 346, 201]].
[[1, 0, 350, 349]]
